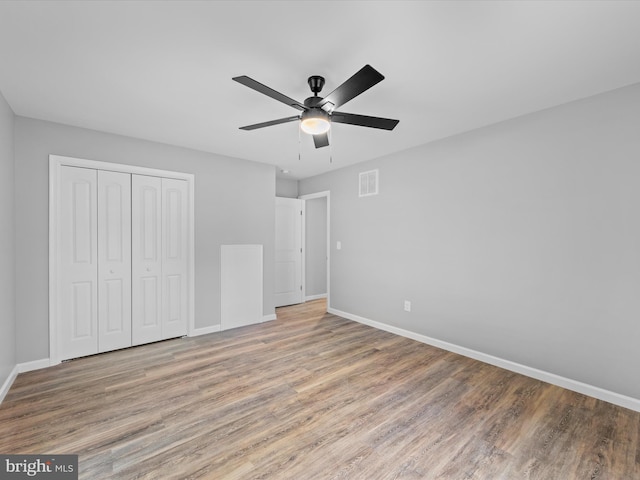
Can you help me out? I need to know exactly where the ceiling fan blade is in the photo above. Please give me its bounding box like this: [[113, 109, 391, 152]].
[[331, 112, 399, 130], [318, 65, 385, 111], [233, 76, 306, 111], [313, 132, 330, 149], [239, 115, 300, 131]]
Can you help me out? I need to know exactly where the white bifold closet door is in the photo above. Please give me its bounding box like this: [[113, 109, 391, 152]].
[[161, 177, 189, 339], [58, 166, 99, 359], [57, 167, 189, 361], [98, 170, 132, 352], [131, 175, 162, 345], [58, 168, 132, 358], [131, 175, 188, 345]]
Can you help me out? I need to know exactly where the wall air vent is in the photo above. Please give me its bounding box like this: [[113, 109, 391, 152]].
[[359, 169, 379, 197]]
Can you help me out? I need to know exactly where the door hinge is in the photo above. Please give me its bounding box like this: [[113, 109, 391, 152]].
[[300, 285, 302, 291]]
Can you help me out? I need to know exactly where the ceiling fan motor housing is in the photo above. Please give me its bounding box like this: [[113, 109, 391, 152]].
[[304, 96, 324, 108], [301, 108, 329, 123]]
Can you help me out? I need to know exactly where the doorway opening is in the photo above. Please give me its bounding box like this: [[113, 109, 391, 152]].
[[300, 191, 330, 310]]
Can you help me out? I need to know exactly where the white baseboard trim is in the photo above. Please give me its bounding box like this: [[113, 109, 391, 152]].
[[19, 358, 51, 373], [305, 294, 327, 302], [0, 358, 50, 405], [0, 364, 19, 404], [328, 307, 640, 413], [262, 314, 277, 323], [191, 325, 222, 337]]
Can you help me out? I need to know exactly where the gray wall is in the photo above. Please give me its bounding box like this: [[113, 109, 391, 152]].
[[305, 196, 327, 298], [276, 177, 298, 198], [300, 82, 640, 401], [14, 116, 276, 363], [0, 90, 15, 387]]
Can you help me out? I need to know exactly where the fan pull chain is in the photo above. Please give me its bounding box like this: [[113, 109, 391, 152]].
[[298, 120, 301, 161], [329, 128, 333, 164]]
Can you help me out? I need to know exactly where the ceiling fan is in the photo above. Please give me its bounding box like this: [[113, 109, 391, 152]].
[[233, 65, 399, 149]]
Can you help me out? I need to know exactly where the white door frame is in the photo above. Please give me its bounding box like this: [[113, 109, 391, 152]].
[[49, 154, 195, 365], [299, 191, 330, 310]]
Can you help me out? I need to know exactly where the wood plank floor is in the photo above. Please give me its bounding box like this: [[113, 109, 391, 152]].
[[1, 299, 639, 479]]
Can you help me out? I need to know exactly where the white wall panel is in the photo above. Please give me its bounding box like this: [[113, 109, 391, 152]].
[[221, 245, 263, 330]]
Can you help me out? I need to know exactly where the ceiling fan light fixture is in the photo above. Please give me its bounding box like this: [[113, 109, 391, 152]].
[[300, 109, 330, 135]]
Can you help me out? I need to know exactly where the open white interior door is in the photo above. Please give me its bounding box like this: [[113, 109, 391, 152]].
[[275, 197, 303, 307]]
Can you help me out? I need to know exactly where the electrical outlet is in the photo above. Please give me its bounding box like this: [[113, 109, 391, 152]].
[[404, 300, 411, 312]]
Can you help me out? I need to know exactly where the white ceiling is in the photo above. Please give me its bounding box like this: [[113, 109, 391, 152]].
[[1, 1, 640, 179]]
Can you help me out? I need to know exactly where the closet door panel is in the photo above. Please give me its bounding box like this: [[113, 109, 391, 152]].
[[162, 178, 189, 339], [132, 175, 163, 345], [98, 170, 132, 352], [59, 166, 99, 360]]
